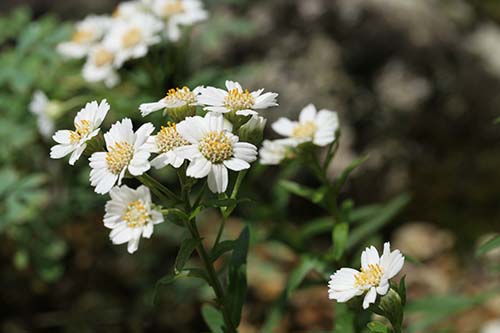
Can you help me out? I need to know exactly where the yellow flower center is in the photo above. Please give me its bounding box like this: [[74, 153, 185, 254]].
[[292, 121, 317, 139], [224, 89, 255, 112], [69, 119, 92, 144], [94, 48, 114, 67], [162, 1, 184, 16], [122, 27, 142, 48], [163, 87, 197, 106], [123, 200, 149, 228], [72, 29, 94, 44], [156, 122, 189, 153], [199, 131, 233, 163], [354, 264, 383, 288], [106, 142, 134, 175]]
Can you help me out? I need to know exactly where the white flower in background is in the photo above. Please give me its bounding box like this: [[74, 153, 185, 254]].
[[146, 0, 208, 41], [147, 122, 190, 169], [175, 113, 257, 193], [113, 1, 148, 19], [89, 118, 154, 194], [105, 13, 163, 66], [481, 319, 500, 333], [272, 104, 339, 146], [259, 139, 296, 165], [50, 100, 109, 165], [139, 86, 202, 117], [198, 80, 279, 116], [57, 15, 111, 59], [104, 185, 164, 254], [29, 90, 61, 139], [328, 242, 405, 309], [83, 44, 120, 87]]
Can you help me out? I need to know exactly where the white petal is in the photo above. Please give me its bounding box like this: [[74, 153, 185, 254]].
[[207, 164, 228, 193], [50, 144, 75, 159], [142, 223, 154, 238], [299, 104, 317, 122], [272, 118, 296, 137], [110, 224, 132, 244], [363, 287, 377, 309], [52, 130, 72, 144], [174, 145, 202, 161], [223, 158, 250, 171], [376, 281, 390, 295], [235, 109, 258, 116], [69, 144, 87, 165], [233, 142, 258, 162], [253, 92, 278, 109], [127, 234, 141, 254], [186, 158, 211, 178], [176, 116, 207, 143], [225, 80, 242, 91], [139, 100, 166, 116], [361, 246, 380, 270]]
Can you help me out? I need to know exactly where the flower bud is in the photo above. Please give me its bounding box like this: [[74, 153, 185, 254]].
[[376, 288, 403, 331], [238, 115, 267, 145], [164, 104, 196, 123]]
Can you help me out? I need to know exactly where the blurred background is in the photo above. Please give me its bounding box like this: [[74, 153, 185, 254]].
[[1, 0, 499, 332]]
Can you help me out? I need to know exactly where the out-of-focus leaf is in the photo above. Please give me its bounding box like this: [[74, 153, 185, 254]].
[[348, 194, 410, 250], [367, 321, 391, 333], [226, 226, 249, 326], [332, 155, 369, 194], [476, 234, 500, 256], [335, 303, 355, 333], [332, 222, 349, 260], [175, 237, 199, 272], [279, 179, 326, 204], [210, 240, 235, 262], [201, 304, 224, 333]]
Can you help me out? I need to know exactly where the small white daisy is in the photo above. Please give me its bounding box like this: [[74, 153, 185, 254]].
[[50, 100, 110, 165], [57, 15, 111, 59], [112, 1, 148, 19], [105, 13, 163, 67], [29, 90, 61, 139], [82, 44, 120, 87], [139, 86, 202, 117], [146, 0, 208, 41], [259, 139, 296, 165], [89, 118, 154, 194], [198, 80, 279, 117], [272, 104, 339, 146], [328, 242, 405, 309], [174, 112, 258, 193], [147, 122, 190, 169], [104, 185, 164, 254]]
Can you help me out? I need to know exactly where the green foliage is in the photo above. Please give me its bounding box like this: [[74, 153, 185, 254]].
[[476, 234, 500, 256]]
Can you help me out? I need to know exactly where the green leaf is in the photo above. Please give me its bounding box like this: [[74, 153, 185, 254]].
[[367, 321, 391, 333], [226, 226, 250, 326], [476, 235, 500, 256], [279, 180, 326, 204], [348, 194, 410, 249], [175, 237, 199, 272], [201, 304, 224, 333], [335, 303, 355, 333], [210, 240, 235, 262], [203, 197, 238, 208], [332, 222, 349, 260], [333, 155, 369, 194], [263, 256, 320, 331], [398, 276, 407, 306]]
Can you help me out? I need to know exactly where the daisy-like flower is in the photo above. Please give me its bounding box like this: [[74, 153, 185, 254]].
[[146, 0, 208, 41], [83, 44, 120, 87], [175, 112, 258, 193], [50, 100, 109, 165], [147, 122, 190, 169], [139, 86, 202, 120], [89, 118, 154, 194], [112, 1, 148, 19], [104, 185, 164, 254], [29, 90, 62, 139], [259, 139, 296, 165], [198, 80, 279, 117], [328, 242, 405, 309], [272, 104, 339, 147], [57, 15, 111, 59], [105, 13, 163, 67]]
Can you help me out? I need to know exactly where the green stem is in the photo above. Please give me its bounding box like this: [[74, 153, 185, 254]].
[[139, 173, 180, 202]]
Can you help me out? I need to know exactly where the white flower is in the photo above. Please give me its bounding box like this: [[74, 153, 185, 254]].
[[104, 185, 164, 254], [198, 80, 279, 116], [83, 44, 120, 87], [328, 242, 405, 309], [146, 0, 208, 41], [272, 104, 339, 147], [259, 139, 296, 165], [481, 319, 500, 333], [147, 122, 190, 169], [57, 15, 111, 59], [89, 118, 154, 194], [139, 86, 202, 117], [50, 100, 109, 165], [174, 113, 258, 193], [105, 13, 163, 66], [29, 90, 61, 139], [113, 1, 148, 19]]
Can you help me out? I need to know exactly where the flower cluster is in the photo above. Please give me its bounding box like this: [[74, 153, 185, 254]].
[[50, 80, 278, 252], [259, 104, 339, 165], [57, 0, 208, 87]]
